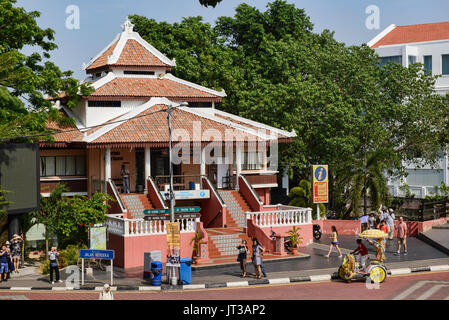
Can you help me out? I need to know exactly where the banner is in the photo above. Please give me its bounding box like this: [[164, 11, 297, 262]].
[[312, 165, 328, 203], [166, 222, 181, 267]]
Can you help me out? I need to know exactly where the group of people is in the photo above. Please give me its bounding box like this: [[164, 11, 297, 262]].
[[0, 234, 23, 282], [360, 205, 408, 255], [236, 238, 267, 279]]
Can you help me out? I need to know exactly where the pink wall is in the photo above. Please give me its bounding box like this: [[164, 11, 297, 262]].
[[200, 177, 227, 228], [256, 188, 270, 205], [239, 176, 263, 211], [313, 220, 361, 235], [147, 180, 165, 209], [393, 217, 449, 237], [108, 232, 196, 269]]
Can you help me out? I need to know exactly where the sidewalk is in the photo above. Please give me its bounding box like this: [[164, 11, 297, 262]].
[[1, 235, 447, 291]]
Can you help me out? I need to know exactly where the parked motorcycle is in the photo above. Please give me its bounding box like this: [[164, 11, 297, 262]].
[[313, 224, 322, 240]]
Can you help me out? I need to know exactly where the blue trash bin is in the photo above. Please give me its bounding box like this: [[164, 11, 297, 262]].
[[179, 258, 192, 284], [189, 182, 195, 190], [151, 261, 162, 286]]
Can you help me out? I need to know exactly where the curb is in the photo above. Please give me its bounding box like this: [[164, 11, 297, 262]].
[[0, 264, 448, 292]]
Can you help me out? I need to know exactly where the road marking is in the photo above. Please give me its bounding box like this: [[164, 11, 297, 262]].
[[52, 287, 74, 291], [393, 280, 449, 300], [389, 268, 411, 275], [416, 284, 449, 300], [0, 295, 29, 300], [10, 287, 31, 291], [94, 286, 117, 291], [268, 278, 290, 285], [183, 284, 206, 290], [138, 286, 161, 291], [226, 281, 248, 287], [430, 265, 449, 272], [309, 274, 331, 282]]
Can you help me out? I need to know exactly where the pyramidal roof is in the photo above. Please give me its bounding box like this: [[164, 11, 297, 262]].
[[84, 17, 176, 72]]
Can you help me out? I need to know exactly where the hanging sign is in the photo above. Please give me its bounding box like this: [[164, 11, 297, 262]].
[[312, 165, 328, 203]]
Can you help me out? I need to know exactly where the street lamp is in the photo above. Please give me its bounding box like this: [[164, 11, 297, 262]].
[[167, 102, 189, 222]]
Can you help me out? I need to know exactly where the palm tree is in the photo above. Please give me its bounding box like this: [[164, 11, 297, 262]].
[[342, 150, 391, 216]]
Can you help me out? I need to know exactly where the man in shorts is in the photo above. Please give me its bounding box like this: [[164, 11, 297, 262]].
[[0, 245, 10, 282], [395, 217, 408, 255]]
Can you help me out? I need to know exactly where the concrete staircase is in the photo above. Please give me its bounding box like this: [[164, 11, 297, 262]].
[[204, 190, 253, 260], [218, 190, 251, 229], [120, 194, 154, 219], [418, 223, 449, 255]]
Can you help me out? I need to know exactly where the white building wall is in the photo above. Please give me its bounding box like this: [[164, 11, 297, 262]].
[[374, 39, 449, 198]]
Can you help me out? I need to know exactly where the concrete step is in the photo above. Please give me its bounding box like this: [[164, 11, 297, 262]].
[[418, 228, 449, 255]]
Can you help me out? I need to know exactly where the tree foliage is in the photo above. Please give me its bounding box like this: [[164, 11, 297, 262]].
[[199, 0, 223, 7], [0, 0, 93, 142], [131, 0, 449, 215], [30, 184, 114, 248], [288, 179, 325, 218]]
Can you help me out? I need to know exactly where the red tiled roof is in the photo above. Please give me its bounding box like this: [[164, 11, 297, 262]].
[[114, 40, 170, 68], [44, 111, 84, 144], [371, 21, 449, 48], [89, 104, 262, 144], [86, 40, 119, 71], [90, 77, 222, 102]]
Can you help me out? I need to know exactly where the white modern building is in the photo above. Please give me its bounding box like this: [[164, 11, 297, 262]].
[[368, 21, 449, 198]]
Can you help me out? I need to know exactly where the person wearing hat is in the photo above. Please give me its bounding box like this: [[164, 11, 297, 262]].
[[99, 283, 114, 300], [385, 209, 395, 240], [10, 234, 23, 274]]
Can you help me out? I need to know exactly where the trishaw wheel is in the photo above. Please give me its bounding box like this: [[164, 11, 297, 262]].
[[369, 266, 386, 283]]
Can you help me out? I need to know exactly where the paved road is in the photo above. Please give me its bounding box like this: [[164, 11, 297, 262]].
[[1, 271, 448, 300]]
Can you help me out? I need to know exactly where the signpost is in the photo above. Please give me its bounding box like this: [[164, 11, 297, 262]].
[[312, 165, 329, 220], [79, 249, 115, 286], [166, 222, 181, 285], [143, 206, 201, 215]]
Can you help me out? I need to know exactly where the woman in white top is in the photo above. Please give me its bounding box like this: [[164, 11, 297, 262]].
[[99, 283, 114, 300]]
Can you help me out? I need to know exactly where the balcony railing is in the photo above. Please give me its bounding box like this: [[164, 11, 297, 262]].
[[106, 215, 200, 237], [247, 207, 312, 228], [154, 175, 205, 191]]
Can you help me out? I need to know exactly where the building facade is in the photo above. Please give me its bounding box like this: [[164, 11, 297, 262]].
[[41, 18, 313, 269], [368, 22, 449, 198]]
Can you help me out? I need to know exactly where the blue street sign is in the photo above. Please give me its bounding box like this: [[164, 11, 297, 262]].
[[80, 249, 114, 260]]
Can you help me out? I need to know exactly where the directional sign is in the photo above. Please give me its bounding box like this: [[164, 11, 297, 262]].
[[80, 249, 114, 260], [144, 212, 200, 221], [144, 207, 201, 215], [312, 165, 328, 203]]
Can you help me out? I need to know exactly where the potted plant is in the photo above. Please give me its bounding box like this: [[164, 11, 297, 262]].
[[287, 226, 303, 255], [189, 231, 203, 264]]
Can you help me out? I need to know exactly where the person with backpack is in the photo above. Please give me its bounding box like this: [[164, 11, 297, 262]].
[[236, 240, 249, 278], [48, 246, 63, 284]]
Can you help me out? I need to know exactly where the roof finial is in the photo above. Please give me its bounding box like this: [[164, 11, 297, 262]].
[[122, 16, 134, 33]]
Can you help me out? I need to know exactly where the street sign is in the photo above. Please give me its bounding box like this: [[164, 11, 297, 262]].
[[144, 212, 200, 221], [312, 165, 328, 203], [79, 249, 114, 260], [144, 206, 201, 215]]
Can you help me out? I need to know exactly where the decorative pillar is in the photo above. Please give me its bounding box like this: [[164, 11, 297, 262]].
[[145, 147, 151, 192], [236, 144, 242, 189], [105, 148, 111, 186]]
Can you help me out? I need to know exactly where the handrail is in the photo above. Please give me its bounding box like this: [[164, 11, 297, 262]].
[[205, 210, 222, 229], [148, 176, 168, 209], [240, 174, 263, 205], [107, 179, 127, 213], [202, 176, 226, 208]]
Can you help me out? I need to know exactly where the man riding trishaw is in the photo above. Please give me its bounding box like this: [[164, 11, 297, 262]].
[[338, 229, 388, 283]]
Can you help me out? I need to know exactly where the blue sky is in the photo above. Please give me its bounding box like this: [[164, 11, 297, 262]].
[[16, 0, 449, 80]]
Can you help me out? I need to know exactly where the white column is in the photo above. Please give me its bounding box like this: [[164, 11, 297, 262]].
[[105, 148, 111, 182], [236, 144, 242, 189], [200, 147, 206, 176], [145, 147, 151, 192]]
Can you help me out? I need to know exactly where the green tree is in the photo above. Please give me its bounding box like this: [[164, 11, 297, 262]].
[[0, 186, 12, 217], [199, 0, 223, 7], [0, 0, 93, 142]]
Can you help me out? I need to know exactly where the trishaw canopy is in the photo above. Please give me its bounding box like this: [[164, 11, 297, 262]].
[[358, 229, 387, 239]]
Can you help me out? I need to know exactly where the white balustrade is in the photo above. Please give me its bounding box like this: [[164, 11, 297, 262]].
[[106, 216, 199, 237], [246, 208, 312, 228]]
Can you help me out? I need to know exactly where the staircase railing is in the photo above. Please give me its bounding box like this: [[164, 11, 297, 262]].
[[239, 174, 263, 211], [107, 178, 127, 213], [147, 176, 168, 209], [202, 176, 226, 207]]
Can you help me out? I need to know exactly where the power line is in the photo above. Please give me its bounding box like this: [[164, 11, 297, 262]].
[[0, 104, 181, 142]]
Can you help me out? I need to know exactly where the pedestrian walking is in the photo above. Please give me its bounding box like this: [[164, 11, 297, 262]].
[[10, 234, 23, 274], [368, 212, 375, 229], [386, 208, 395, 240], [120, 164, 130, 193], [48, 246, 63, 284], [4, 241, 13, 279], [0, 245, 10, 282], [395, 217, 408, 256], [236, 240, 249, 278], [251, 238, 264, 279], [99, 283, 114, 300], [325, 226, 342, 258]]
